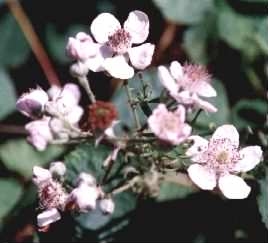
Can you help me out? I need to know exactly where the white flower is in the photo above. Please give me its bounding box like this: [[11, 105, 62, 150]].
[[99, 198, 115, 214], [158, 61, 217, 112], [186, 124, 263, 199], [16, 88, 49, 119], [25, 117, 53, 151], [49, 161, 66, 177], [89, 10, 155, 79], [32, 166, 52, 186], [76, 172, 97, 187], [68, 183, 100, 212], [148, 104, 192, 145], [37, 208, 61, 227]]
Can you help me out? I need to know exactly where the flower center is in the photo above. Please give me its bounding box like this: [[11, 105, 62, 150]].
[[108, 29, 131, 54], [216, 151, 230, 164]]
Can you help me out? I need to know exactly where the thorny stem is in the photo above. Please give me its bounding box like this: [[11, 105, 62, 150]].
[[124, 80, 141, 130], [0, 124, 27, 134], [6, 0, 61, 87], [78, 76, 96, 103]]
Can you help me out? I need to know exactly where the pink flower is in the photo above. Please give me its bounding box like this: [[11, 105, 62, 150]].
[[186, 124, 263, 199], [158, 61, 217, 112], [16, 88, 49, 119], [148, 104, 192, 145], [25, 117, 53, 151], [89, 10, 155, 79]]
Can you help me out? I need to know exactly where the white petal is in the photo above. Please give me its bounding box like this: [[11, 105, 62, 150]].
[[61, 83, 81, 106], [234, 146, 263, 172], [32, 166, 52, 185], [186, 135, 208, 159], [193, 96, 218, 113], [99, 198, 115, 214], [37, 208, 61, 227], [218, 174, 251, 199], [49, 161, 66, 177], [103, 55, 134, 79], [76, 172, 96, 187], [169, 61, 183, 80], [66, 106, 83, 124], [196, 82, 217, 97], [174, 105, 186, 123], [158, 66, 178, 93], [128, 43, 155, 70], [187, 164, 216, 190], [90, 13, 121, 44], [211, 124, 239, 148], [123, 10, 149, 44]]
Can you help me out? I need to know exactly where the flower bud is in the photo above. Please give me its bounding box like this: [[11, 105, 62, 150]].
[[99, 198, 115, 215], [37, 208, 61, 227], [16, 88, 48, 119], [68, 184, 99, 212], [25, 118, 53, 151], [32, 166, 52, 186], [70, 61, 89, 78], [49, 161, 66, 177], [76, 172, 96, 187]]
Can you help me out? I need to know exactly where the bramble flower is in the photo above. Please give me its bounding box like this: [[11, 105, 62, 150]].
[[158, 61, 217, 112], [148, 104, 192, 145], [186, 124, 263, 199], [25, 117, 53, 151], [16, 87, 49, 119], [88, 10, 155, 79]]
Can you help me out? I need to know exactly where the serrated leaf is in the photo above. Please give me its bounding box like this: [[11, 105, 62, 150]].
[[0, 69, 17, 120], [46, 24, 88, 64], [112, 68, 162, 128], [153, 0, 214, 25], [0, 179, 23, 221], [257, 169, 268, 230], [0, 139, 65, 179], [64, 143, 111, 184], [231, 99, 268, 129], [0, 13, 30, 67], [157, 181, 194, 202], [192, 79, 230, 127]]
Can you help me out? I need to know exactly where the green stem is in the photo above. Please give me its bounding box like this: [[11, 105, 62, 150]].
[[78, 76, 96, 103], [124, 80, 141, 129], [190, 109, 202, 125]]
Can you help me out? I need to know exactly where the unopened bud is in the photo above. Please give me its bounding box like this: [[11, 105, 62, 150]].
[[49, 161, 66, 177], [99, 198, 115, 214], [70, 62, 89, 78]]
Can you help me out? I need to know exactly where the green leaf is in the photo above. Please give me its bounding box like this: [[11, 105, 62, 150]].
[[153, 0, 214, 25], [64, 142, 111, 184], [0, 13, 30, 67], [46, 24, 88, 64], [76, 192, 136, 240], [231, 99, 268, 129], [157, 181, 194, 202], [0, 179, 23, 221], [217, 2, 267, 61], [112, 68, 162, 128], [0, 139, 65, 179], [192, 79, 230, 127], [0, 69, 17, 120], [257, 169, 268, 230]]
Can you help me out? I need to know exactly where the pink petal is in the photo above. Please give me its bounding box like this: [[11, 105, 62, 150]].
[[218, 174, 251, 199], [169, 61, 183, 80], [103, 55, 134, 79], [90, 13, 121, 44], [123, 10, 149, 44], [128, 43, 155, 70], [211, 124, 239, 148], [174, 105, 186, 123], [66, 106, 84, 124], [234, 146, 263, 172], [196, 81, 217, 97], [61, 83, 81, 106], [158, 66, 178, 93], [186, 135, 208, 159], [187, 164, 216, 190], [193, 95, 218, 113]]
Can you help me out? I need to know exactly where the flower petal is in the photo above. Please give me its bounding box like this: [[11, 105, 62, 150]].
[[234, 146, 263, 172], [193, 95, 218, 113], [186, 135, 208, 159], [169, 61, 183, 80], [196, 81, 217, 97], [187, 164, 216, 190], [218, 174, 251, 199], [158, 66, 178, 93], [90, 13, 121, 44], [103, 55, 134, 79], [128, 43, 155, 70], [37, 208, 61, 227], [211, 124, 239, 148], [123, 10, 149, 44]]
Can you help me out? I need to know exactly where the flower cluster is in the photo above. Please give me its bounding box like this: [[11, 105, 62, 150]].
[[33, 163, 114, 230], [15, 10, 264, 233]]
